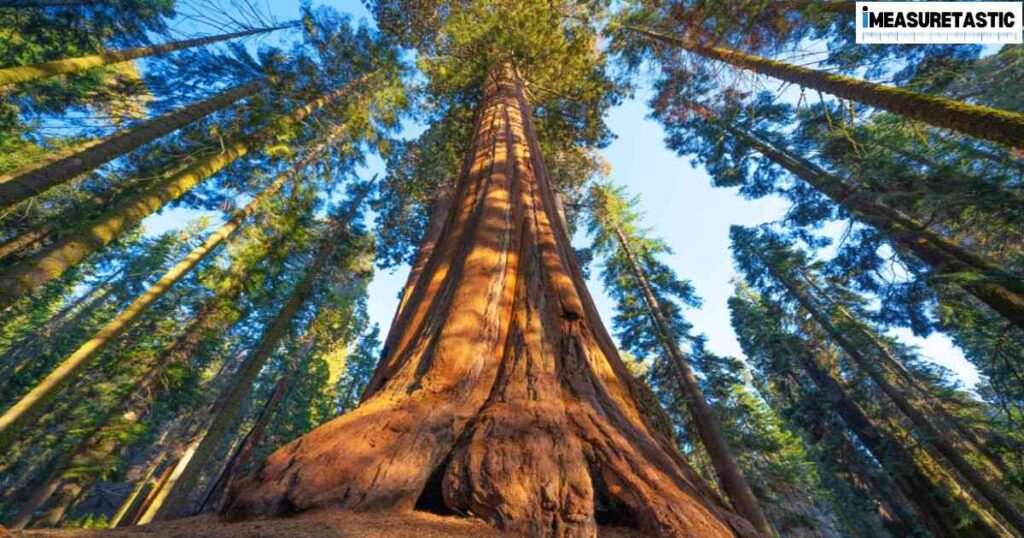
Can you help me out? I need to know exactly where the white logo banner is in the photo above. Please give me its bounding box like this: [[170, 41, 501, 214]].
[[856, 2, 1023, 44]]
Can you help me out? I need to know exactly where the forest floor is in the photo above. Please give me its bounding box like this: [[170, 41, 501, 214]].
[[5, 510, 646, 537]]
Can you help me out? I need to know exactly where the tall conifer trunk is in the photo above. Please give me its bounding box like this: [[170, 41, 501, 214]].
[[0, 25, 294, 87], [0, 81, 262, 210], [764, 260, 1024, 535], [628, 26, 1024, 149], [691, 106, 1024, 329], [225, 69, 760, 538], [609, 223, 770, 534]]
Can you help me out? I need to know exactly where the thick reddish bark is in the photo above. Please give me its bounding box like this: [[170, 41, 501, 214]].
[[225, 72, 760, 537]]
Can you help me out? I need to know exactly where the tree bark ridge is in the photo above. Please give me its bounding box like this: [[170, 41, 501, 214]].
[[225, 70, 761, 538]]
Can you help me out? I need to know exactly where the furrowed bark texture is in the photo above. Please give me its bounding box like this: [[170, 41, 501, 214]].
[[224, 73, 760, 537]]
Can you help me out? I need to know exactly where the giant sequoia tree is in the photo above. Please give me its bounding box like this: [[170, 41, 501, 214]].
[[225, 63, 759, 537], [3, 0, 1023, 534]]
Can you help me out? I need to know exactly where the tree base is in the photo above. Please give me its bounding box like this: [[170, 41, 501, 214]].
[[10, 510, 649, 537], [223, 74, 761, 538]]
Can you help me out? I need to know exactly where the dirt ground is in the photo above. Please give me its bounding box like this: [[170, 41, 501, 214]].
[[6, 510, 648, 537]]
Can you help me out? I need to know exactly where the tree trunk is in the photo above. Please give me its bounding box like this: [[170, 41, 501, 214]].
[[0, 1, 113, 7], [611, 225, 770, 534], [113, 347, 256, 527], [28, 471, 94, 528], [784, 343, 975, 537], [143, 184, 372, 522], [798, 271, 1015, 480], [792, 376, 923, 537], [199, 333, 317, 513], [109, 452, 169, 528], [129, 457, 177, 525], [0, 82, 262, 211], [0, 81, 356, 310], [0, 184, 124, 262], [0, 270, 116, 387], [376, 185, 455, 368], [0, 139, 103, 184], [694, 106, 1024, 329], [629, 26, 1024, 150], [224, 69, 760, 538], [6, 287, 241, 529], [0, 144, 320, 451], [768, 263, 1024, 535], [0, 25, 294, 87]]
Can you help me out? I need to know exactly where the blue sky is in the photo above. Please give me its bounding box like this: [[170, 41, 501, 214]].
[[145, 0, 980, 388]]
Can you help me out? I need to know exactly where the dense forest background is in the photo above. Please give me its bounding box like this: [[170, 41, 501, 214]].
[[0, 0, 1021, 536]]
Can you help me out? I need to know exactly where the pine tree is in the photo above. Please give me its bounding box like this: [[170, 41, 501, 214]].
[[0, 141, 334, 452], [613, 18, 1024, 149], [140, 182, 374, 521], [732, 225, 1024, 535], [0, 24, 294, 87], [0, 82, 262, 210], [0, 77, 367, 309], [586, 182, 770, 533]]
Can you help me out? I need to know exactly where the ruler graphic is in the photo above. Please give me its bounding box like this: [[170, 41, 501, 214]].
[[856, 2, 1023, 44]]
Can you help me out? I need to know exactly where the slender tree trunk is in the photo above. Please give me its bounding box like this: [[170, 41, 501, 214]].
[[130, 457, 177, 525], [7, 290, 238, 529], [0, 25, 294, 87], [798, 271, 1015, 479], [768, 263, 1024, 534], [0, 81, 357, 310], [28, 469, 95, 527], [794, 384, 923, 537], [144, 184, 372, 522], [0, 184, 127, 262], [0, 139, 103, 183], [611, 225, 771, 534], [199, 333, 317, 513], [628, 26, 1024, 149], [115, 346, 256, 527], [0, 271, 115, 386], [0, 82, 262, 211], [0, 141, 323, 452], [779, 333, 1001, 537], [0, 0, 113, 7], [0, 227, 50, 261], [224, 68, 761, 538], [693, 106, 1024, 328], [109, 452, 168, 528]]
